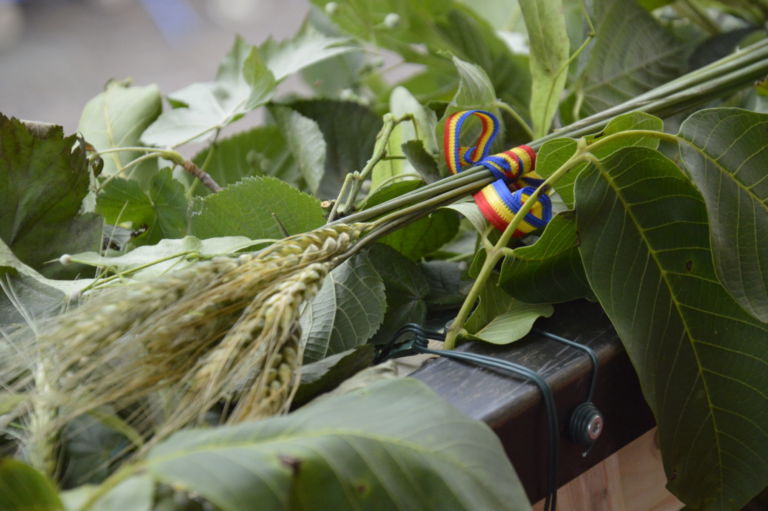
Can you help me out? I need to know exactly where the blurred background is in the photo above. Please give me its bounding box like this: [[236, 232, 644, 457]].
[[0, 0, 310, 132]]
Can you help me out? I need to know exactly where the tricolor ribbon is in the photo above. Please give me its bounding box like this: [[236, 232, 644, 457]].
[[442, 109, 552, 237]]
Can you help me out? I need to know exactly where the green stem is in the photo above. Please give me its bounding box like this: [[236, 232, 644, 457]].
[[329, 113, 412, 221], [495, 101, 534, 140], [585, 129, 681, 153], [94, 146, 222, 192], [75, 251, 197, 294], [188, 128, 221, 197], [96, 146, 163, 156], [443, 148, 588, 349], [95, 152, 164, 192]]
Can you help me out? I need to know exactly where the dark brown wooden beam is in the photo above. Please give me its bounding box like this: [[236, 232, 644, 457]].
[[411, 300, 656, 503]]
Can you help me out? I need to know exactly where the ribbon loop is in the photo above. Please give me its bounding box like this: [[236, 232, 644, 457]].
[[443, 110, 499, 175], [442, 109, 552, 236]]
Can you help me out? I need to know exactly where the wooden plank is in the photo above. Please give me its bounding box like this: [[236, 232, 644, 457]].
[[411, 300, 656, 503], [531, 430, 682, 511]]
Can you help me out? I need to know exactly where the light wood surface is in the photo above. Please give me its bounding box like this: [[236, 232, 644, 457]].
[[533, 429, 682, 511]]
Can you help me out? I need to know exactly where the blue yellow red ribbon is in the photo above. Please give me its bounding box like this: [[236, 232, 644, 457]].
[[442, 109, 552, 236]]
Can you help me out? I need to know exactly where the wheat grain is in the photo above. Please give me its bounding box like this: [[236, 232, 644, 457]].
[[6, 222, 368, 458]]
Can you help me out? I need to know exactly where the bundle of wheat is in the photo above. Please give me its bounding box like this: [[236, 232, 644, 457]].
[[3, 223, 367, 474]]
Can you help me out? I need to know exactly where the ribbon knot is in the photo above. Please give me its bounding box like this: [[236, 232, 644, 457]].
[[442, 109, 552, 236]]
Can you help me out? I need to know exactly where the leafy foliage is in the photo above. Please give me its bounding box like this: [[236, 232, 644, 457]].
[[301, 252, 386, 363], [678, 108, 768, 322], [189, 176, 326, 239], [0, 115, 102, 279], [0, 459, 63, 511], [96, 169, 187, 246], [105, 379, 530, 511], [575, 147, 768, 510], [78, 81, 161, 184], [2, 1, 767, 510]]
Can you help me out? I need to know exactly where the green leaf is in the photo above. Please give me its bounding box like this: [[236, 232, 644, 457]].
[[678, 108, 768, 322], [189, 176, 325, 240], [444, 199, 488, 233], [96, 169, 187, 246], [367, 244, 430, 344], [78, 80, 161, 183], [293, 345, 376, 407], [536, 112, 664, 207], [371, 88, 439, 192], [0, 458, 64, 511], [68, 236, 263, 278], [311, 0, 450, 60], [141, 37, 276, 147], [531, 138, 579, 207], [0, 239, 93, 325], [190, 126, 299, 194], [519, 0, 570, 137], [0, 115, 102, 279], [448, 56, 498, 115], [270, 105, 326, 194], [259, 23, 355, 82], [142, 378, 530, 511], [434, 7, 532, 116], [401, 140, 441, 183], [282, 99, 382, 199], [564, 0, 689, 121], [588, 111, 664, 156], [464, 278, 554, 344], [62, 476, 153, 511], [301, 252, 386, 363], [422, 260, 473, 308], [366, 180, 460, 259], [499, 212, 594, 304], [390, 86, 439, 155], [574, 146, 768, 509]]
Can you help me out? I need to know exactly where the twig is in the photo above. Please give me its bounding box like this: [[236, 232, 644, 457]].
[[179, 158, 222, 193]]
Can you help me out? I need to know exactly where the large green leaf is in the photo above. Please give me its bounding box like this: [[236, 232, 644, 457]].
[[464, 277, 553, 344], [678, 108, 768, 322], [0, 458, 63, 511], [301, 253, 386, 363], [564, 0, 689, 121], [0, 115, 102, 279], [78, 80, 161, 183], [141, 37, 276, 147], [499, 212, 593, 304], [131, 378, 530, 511], [189, 177, 325, 240], [190, 126, 299, 194], [575, 146, 768, 509], [96, 169, 187, 246], [258, 23, 355, 82], [519, 0, 569, 137]]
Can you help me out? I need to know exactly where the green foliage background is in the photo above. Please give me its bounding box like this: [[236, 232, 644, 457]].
[[1, 0, 767, 510]]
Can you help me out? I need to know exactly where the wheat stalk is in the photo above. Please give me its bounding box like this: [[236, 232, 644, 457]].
[[4, 223, 366, 472]]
